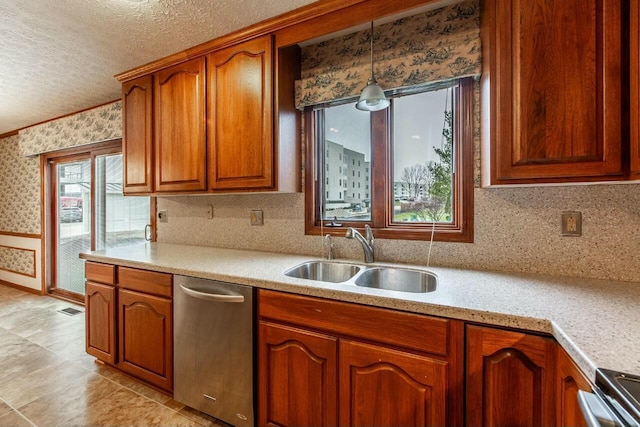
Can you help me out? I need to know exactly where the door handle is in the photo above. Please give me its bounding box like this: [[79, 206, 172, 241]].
[[145, 224, 152, 241], [179, 284, 245, 303]]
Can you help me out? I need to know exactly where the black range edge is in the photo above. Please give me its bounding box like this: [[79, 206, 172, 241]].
[[596, 368, 640, 426]]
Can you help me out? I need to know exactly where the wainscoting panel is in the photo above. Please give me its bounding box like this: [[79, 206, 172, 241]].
[[0, 233, 42, 292]]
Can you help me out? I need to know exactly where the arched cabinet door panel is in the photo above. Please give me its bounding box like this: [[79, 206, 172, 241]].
[[339, 339, 447, 427], [85, 281, 116, 365], [556, 346, 590, 427], [122, 75, 154, 194], [258, 321, 337, 427], [118, 289, 172, 392], [466, 325, 556, 427], [208, 35, 274, 190], [154, 57, 207, 192]]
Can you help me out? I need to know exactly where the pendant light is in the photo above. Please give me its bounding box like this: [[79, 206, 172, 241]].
[[356, 21, 390, 111]]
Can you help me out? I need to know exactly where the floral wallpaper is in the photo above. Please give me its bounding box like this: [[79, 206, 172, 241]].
[[295, 0, 481, 109], [0, 245, 35, 277], [0, 135, 41, 235], [18, 101, 123, 157]]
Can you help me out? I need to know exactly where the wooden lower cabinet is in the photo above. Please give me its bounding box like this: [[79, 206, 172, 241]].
[[259, 321, 337, 427], [84, 262, 173, 393], [466, 325, 557, 427], [556, 347, 590, 427], [257, 289, 462, 427], [118, 289, 173, 392], [339, 340, 447, 427], [85, 281, 116, 365]]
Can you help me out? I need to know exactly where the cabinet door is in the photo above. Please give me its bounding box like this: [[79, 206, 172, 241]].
[[339, 340, 447, 427], [258, 321, 337, 427], [556, 347, 590, 427], [466, 325, 556, 427], [208, 35, 273, 190], [631, 0, 640, 178], [85, 282, 116, 365], [483, 0, 622, 184], [122, 75, 154, 194], [118, 289, 172, 392], [154, 57, 206, 192]]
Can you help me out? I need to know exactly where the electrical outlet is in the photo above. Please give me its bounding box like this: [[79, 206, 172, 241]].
[[250, 210, 263, 226], [561, 211, 582, 237], [158, 210, 168, 223]]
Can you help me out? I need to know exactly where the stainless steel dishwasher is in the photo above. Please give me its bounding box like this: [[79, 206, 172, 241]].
[[174, 275, 254, 427]]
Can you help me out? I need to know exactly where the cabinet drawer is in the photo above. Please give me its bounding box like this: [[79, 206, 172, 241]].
[[258, 290, 451, 356], [118, 267, 172, 298], [85, 262, 116, 285]]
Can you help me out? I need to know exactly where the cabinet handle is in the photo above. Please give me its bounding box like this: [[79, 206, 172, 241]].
[[178, 284, 244, 303]]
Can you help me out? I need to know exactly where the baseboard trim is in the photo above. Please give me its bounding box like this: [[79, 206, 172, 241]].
[[0, 278, 44, 295]]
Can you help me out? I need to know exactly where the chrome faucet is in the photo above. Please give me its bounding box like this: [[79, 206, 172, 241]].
[[323, 234, 335, 260], [345, 225, 374, 263]]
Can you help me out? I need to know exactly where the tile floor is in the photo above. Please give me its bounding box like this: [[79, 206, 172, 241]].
[[0, 284, 225, 427]]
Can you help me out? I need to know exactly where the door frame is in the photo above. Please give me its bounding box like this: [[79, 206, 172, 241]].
[[43, 139, 155, 302]]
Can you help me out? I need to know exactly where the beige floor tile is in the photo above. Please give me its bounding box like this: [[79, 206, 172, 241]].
[[0, 285, 230, 427], [0, 399, 12, 418], [0, 358, 92, 408], [92, 364, 173, 405], [177, 406, 227, 427], [17, 373, 122, 427], [0, 409, 34, 427], [62, 388, 194, 427], [0, 345, 60, 385], [163, 398, 186, 411]]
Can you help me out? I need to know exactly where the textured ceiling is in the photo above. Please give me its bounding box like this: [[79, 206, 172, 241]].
[[0, 0, 316, 135]]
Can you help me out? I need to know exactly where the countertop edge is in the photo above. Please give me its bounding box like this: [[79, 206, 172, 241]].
[[79, 247, 630, 382]]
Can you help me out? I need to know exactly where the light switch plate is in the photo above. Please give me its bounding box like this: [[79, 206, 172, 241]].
[[250, 210, 264, 226]]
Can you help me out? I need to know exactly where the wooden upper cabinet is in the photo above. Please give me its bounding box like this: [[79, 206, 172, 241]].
[[208, 35, 274, 190], [631, 0, 640, 178], [466, 325, 556, 427], [154, 57, 207, 192], [340, 340, 447, 427], [482, 0, 623, 184], [122, 75, 154, 194], [556, 346, 590, 427]]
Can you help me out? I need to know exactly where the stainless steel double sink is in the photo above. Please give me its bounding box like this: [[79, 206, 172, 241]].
[[284, 261, 437, 293]]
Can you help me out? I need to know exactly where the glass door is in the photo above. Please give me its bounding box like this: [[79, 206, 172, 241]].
[[95, 153, 150, 250], [50, 142, 151, 301], [53, 157, 92, 299]]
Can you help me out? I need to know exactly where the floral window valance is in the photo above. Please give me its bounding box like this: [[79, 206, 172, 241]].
[[294, 0, 481, 110]]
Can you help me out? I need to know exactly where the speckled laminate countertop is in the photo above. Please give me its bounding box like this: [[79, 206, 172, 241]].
[[80, 242, 640, 381]]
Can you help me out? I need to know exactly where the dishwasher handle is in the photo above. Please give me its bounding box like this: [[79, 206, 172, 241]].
[[179, 284, 245, 303], [578, 390, 622, 427]]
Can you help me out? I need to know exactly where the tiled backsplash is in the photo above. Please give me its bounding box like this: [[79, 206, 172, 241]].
[[157, 183, 640, 282]]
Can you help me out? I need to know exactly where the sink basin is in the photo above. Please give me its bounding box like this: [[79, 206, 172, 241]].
[[284, 261, 362, 283], [355, 267, 437, 293]]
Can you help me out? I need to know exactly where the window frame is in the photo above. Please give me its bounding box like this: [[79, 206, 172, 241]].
[[304, 77, 474, 242]]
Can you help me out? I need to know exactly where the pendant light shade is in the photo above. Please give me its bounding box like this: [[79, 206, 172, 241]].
[[356, 22, 389, 111]]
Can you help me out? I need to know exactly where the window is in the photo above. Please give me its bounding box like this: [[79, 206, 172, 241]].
[[305, 78, 473, 242]]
